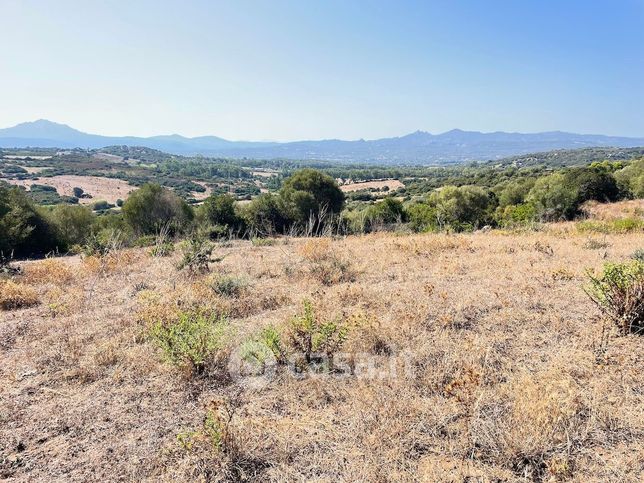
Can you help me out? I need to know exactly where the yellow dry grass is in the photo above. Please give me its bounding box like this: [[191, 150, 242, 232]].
[[1, 226, 643, 481], [0, 280, 39, 310], [22, 258, 73, 285]]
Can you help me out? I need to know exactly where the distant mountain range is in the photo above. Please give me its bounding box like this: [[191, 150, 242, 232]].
[[1, 119, 643, 164]]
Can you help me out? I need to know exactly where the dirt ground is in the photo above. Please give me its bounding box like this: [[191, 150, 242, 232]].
[[0, 224, 643, 481], [340, 179, 404, 192], [6, 175, 135, 204]]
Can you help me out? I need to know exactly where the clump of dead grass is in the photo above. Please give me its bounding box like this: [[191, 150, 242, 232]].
[[299, 238, 355, 285], [23, 258, 73, 285], [471, 367, 590, 480], [0, 280, 39, 310]]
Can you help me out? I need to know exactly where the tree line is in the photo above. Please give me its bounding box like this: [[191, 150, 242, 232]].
[[1, 159, 643, 258]]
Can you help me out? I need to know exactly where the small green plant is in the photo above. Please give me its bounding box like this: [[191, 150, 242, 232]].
[[582, 238, 610, 250], [577, 218, 644, 234], [309, 255, 354, 285], [80, 230, 124, 257], [251, 237, 277, 247], [631, 249, 644, 263], [240, 325, 286, 369], [286, 300, 349, 363], [586, 260, 644, 335], [149, 241, 174, 257], [149, 309, 228, 374], [208, 275, 246, 298], [177, 235, 221, 274], [133, 235, 157, 248]]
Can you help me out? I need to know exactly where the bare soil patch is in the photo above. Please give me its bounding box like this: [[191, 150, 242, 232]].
[[340, 178, 404, 192]]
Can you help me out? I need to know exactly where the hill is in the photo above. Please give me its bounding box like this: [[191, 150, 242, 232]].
[[2, 120, 644, 164], [1, 220, 642, 481]]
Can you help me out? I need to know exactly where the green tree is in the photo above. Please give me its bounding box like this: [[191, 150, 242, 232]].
[[563, 168, 619, 204], [526, 173, 578, 221], [363, 197, 406, 230], [47, 204, 95, 248], [428, 185, 492, 230], [614, 158, 644, 198], [279, 169, 345, 225], [202, 194, 242, 230], [0, 186, 59, 256], [122, 183, 193, 235], [241, 193, 290, 235]]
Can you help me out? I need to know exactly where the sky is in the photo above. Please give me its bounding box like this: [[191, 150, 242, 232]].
[[1, 0, 643, 141]]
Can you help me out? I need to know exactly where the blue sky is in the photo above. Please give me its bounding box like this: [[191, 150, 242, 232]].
[[1, 0, 643, 140]]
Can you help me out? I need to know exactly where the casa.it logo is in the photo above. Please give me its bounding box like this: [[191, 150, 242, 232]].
[[227, 340, 278, 389]]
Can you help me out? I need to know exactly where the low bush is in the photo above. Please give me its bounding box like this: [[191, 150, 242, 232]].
[[582, 238, 610, 250], [23, 258, 73, 285], [0, 280, 39, 310], [631, 249, 644, 262], [177, 236, 220, 274], [576, 218, 644, 234], [586, 260, 644, 334], [299, 238, 355, 285], [148, 308, 229, 374], [286, 300, 349, 364], [208, 275, 247, 298], [149, 241, 174, 257]]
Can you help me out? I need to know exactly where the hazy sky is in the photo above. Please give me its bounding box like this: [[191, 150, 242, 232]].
[[1, 0, 643, 140]]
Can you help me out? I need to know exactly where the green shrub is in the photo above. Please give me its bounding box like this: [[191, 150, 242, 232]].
[[123, 183, 194, 235], [251, 237, 276, 246], [428, 185, 493, 230], [0, 185, 60, 256], [201, 194, 243, 233], [494, 203, 537, 227], [241, 193, 290, 236], [134, 235, 157, 247], [47, 204, 95, 248], [407, 203, 438, 232], [92, 200, 112, 211], [279, 169, 345, 226], [209, 275, 246, 298], [586, 260, 644, 335], [286, 300, 349, 363], [631, 249, 644, 263], [149, 309, 228, 374], [576, 218, 644, 234], [149, 241, 174, 257], [177, 235, 220, 274]]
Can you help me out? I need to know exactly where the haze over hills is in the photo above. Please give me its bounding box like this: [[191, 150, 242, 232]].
[[1, 119, 643, 164]]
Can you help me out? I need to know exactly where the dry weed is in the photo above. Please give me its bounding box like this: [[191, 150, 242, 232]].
[[0, 280, 39, 310]]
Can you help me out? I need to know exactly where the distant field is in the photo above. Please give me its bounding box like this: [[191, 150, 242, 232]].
[[583, 199, 644, 220], [340, 178, 404, 192], [6, 175, 135, 204]]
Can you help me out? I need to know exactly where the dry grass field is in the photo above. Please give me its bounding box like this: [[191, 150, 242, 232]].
[[1, 223, 643, 481], [339, 179, 405, 192], [6, 175, 135, 204]]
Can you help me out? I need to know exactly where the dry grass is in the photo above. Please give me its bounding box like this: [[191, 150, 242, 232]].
[[1, 225, 643, 481], [339, 178, 405, 192], [6, 175, 135, 205], [0, 280, 39, 310], [22, 258, 74, 285], [582, 199, 644, 220]]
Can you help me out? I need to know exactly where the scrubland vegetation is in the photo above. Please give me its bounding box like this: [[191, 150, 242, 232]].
[[1, 213, 643, 481], [1, 148, 643, 481], [2, 155, 644, 258]]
